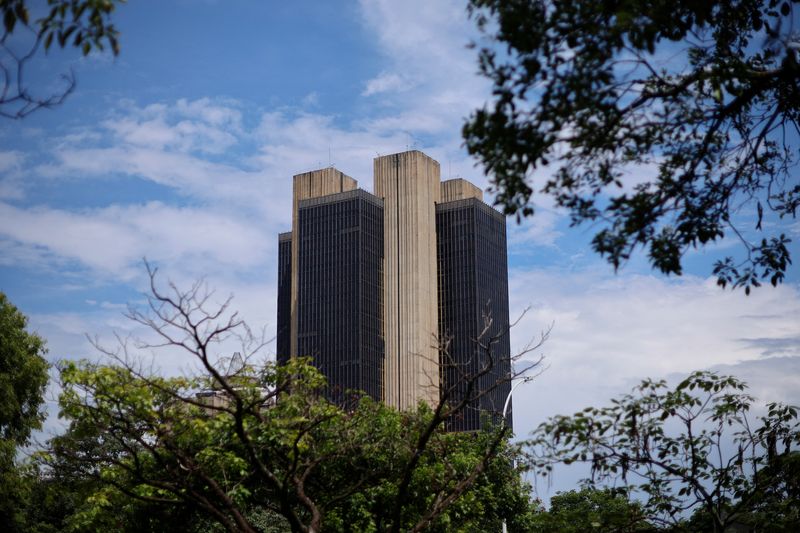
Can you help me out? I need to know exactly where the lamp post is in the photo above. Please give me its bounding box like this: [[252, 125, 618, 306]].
[[502, 375, 533, 422], [501, 375, 534, 533]]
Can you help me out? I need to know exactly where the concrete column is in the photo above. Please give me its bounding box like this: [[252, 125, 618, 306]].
[[440, 178, 484, 202], [374, 150, 440, 409]]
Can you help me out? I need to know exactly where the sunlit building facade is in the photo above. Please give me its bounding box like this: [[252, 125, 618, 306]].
[[276, 150, 510, 430]]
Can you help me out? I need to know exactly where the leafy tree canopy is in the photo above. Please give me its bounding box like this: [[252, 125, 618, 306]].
[[50, 357, 533, 533], [0, 291, 48, 447], [525, 371, 800, 532], [465, 0, 799, 293], [1, 0, 125, 118], [530, 488, 658, 533], [0, 292, 49, 531], [2, 0, 123, 55]]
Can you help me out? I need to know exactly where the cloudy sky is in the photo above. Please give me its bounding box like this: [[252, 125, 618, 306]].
[[1, 0, 798, 495]]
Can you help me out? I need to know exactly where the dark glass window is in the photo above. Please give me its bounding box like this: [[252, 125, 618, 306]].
[[276, 233, 292, 365], [436, 199, 511, 432], [296, 190, 384, 405]]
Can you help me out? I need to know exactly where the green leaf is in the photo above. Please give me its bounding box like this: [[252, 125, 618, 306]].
[[4, 8, 16, 33]]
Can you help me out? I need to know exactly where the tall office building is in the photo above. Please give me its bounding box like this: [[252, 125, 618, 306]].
[[276, 150, 511, 430], [297, 189, 384, 403], [436, 190, 512, 431], [276, 232, 292, 361]]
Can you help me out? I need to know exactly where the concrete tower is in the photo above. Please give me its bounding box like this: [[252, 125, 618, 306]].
[[374, 151, 441, 409]]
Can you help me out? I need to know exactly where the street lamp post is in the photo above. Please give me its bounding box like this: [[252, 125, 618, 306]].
[[502, 376, 533, 421], [501, 376, 534, 533]]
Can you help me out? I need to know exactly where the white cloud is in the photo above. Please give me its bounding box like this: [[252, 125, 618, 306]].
[[91, 98, 243, 156], [19, 0, 497, 235], [44, 144, 271, 207], [254, 111, 411, 184], [302, 92, 320, 107], [102, 100, 241, 155], [710, 356, 800, 408], [359, 0, 473, 69], [0, 150, 23, 173], [0, 179, 24, 201], [508, 207, 564, 248], [362, 72, 415, 96], [174, 97, 243, 128], [356, 0, 491, 140], [508, 268, 800, 436], [0, 150, 25, 200], [0, 201, 272, 281]]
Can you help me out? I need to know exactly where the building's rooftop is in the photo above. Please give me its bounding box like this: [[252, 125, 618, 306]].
[[298, 188, 384, 209]]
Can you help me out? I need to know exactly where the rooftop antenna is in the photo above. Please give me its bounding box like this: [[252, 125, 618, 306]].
[[226, 351, 244, 376], [403, 130, 420, 151], [328, 145, 332, 167]]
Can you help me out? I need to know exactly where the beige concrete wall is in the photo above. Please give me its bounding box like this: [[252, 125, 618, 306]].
[[440, 178, 484, 202], [375, 150, 440, 409], [290, 168, 357, 356]]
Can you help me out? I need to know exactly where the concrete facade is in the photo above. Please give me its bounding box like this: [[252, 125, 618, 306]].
[[374, 151, 441, 409], [440, 178, 484, 203]]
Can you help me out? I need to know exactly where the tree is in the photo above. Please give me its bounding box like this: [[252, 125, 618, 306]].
[[20, 459, 204, 533], [0, 292, 49, 531], [0, 291, 48, 449], [525, 371, 800, 532], [48, 264, 543, 533], [742, 449, 800, 530], [681, 449, 800, 532], [1, 0, 124, 119], [529, 488, 658, 533], [464, 0, 799, 293]]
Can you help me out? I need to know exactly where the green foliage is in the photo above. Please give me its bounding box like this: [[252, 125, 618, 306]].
[[1, 0, 124, 56], [1, 0, 125, 118], [50, 357, 530, 532], [742, 450, 800, 530], [0, 292, 49, 445], [464, 0, 799, 293], [0, 292, 49, 531], [189, 506, 291, 533], [0, 456, 32, 532], [531, 488, 657, 533], [526, 371, 800, 531], [19, 464, 201, 533]]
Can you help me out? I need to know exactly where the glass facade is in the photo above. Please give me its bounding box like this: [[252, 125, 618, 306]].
[[276, 232, 292, 365], [436, 198, 512, 432], [296, 189, 384, 404]]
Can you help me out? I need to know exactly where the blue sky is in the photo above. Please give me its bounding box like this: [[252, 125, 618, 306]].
[[1, 0, 799, 496]]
